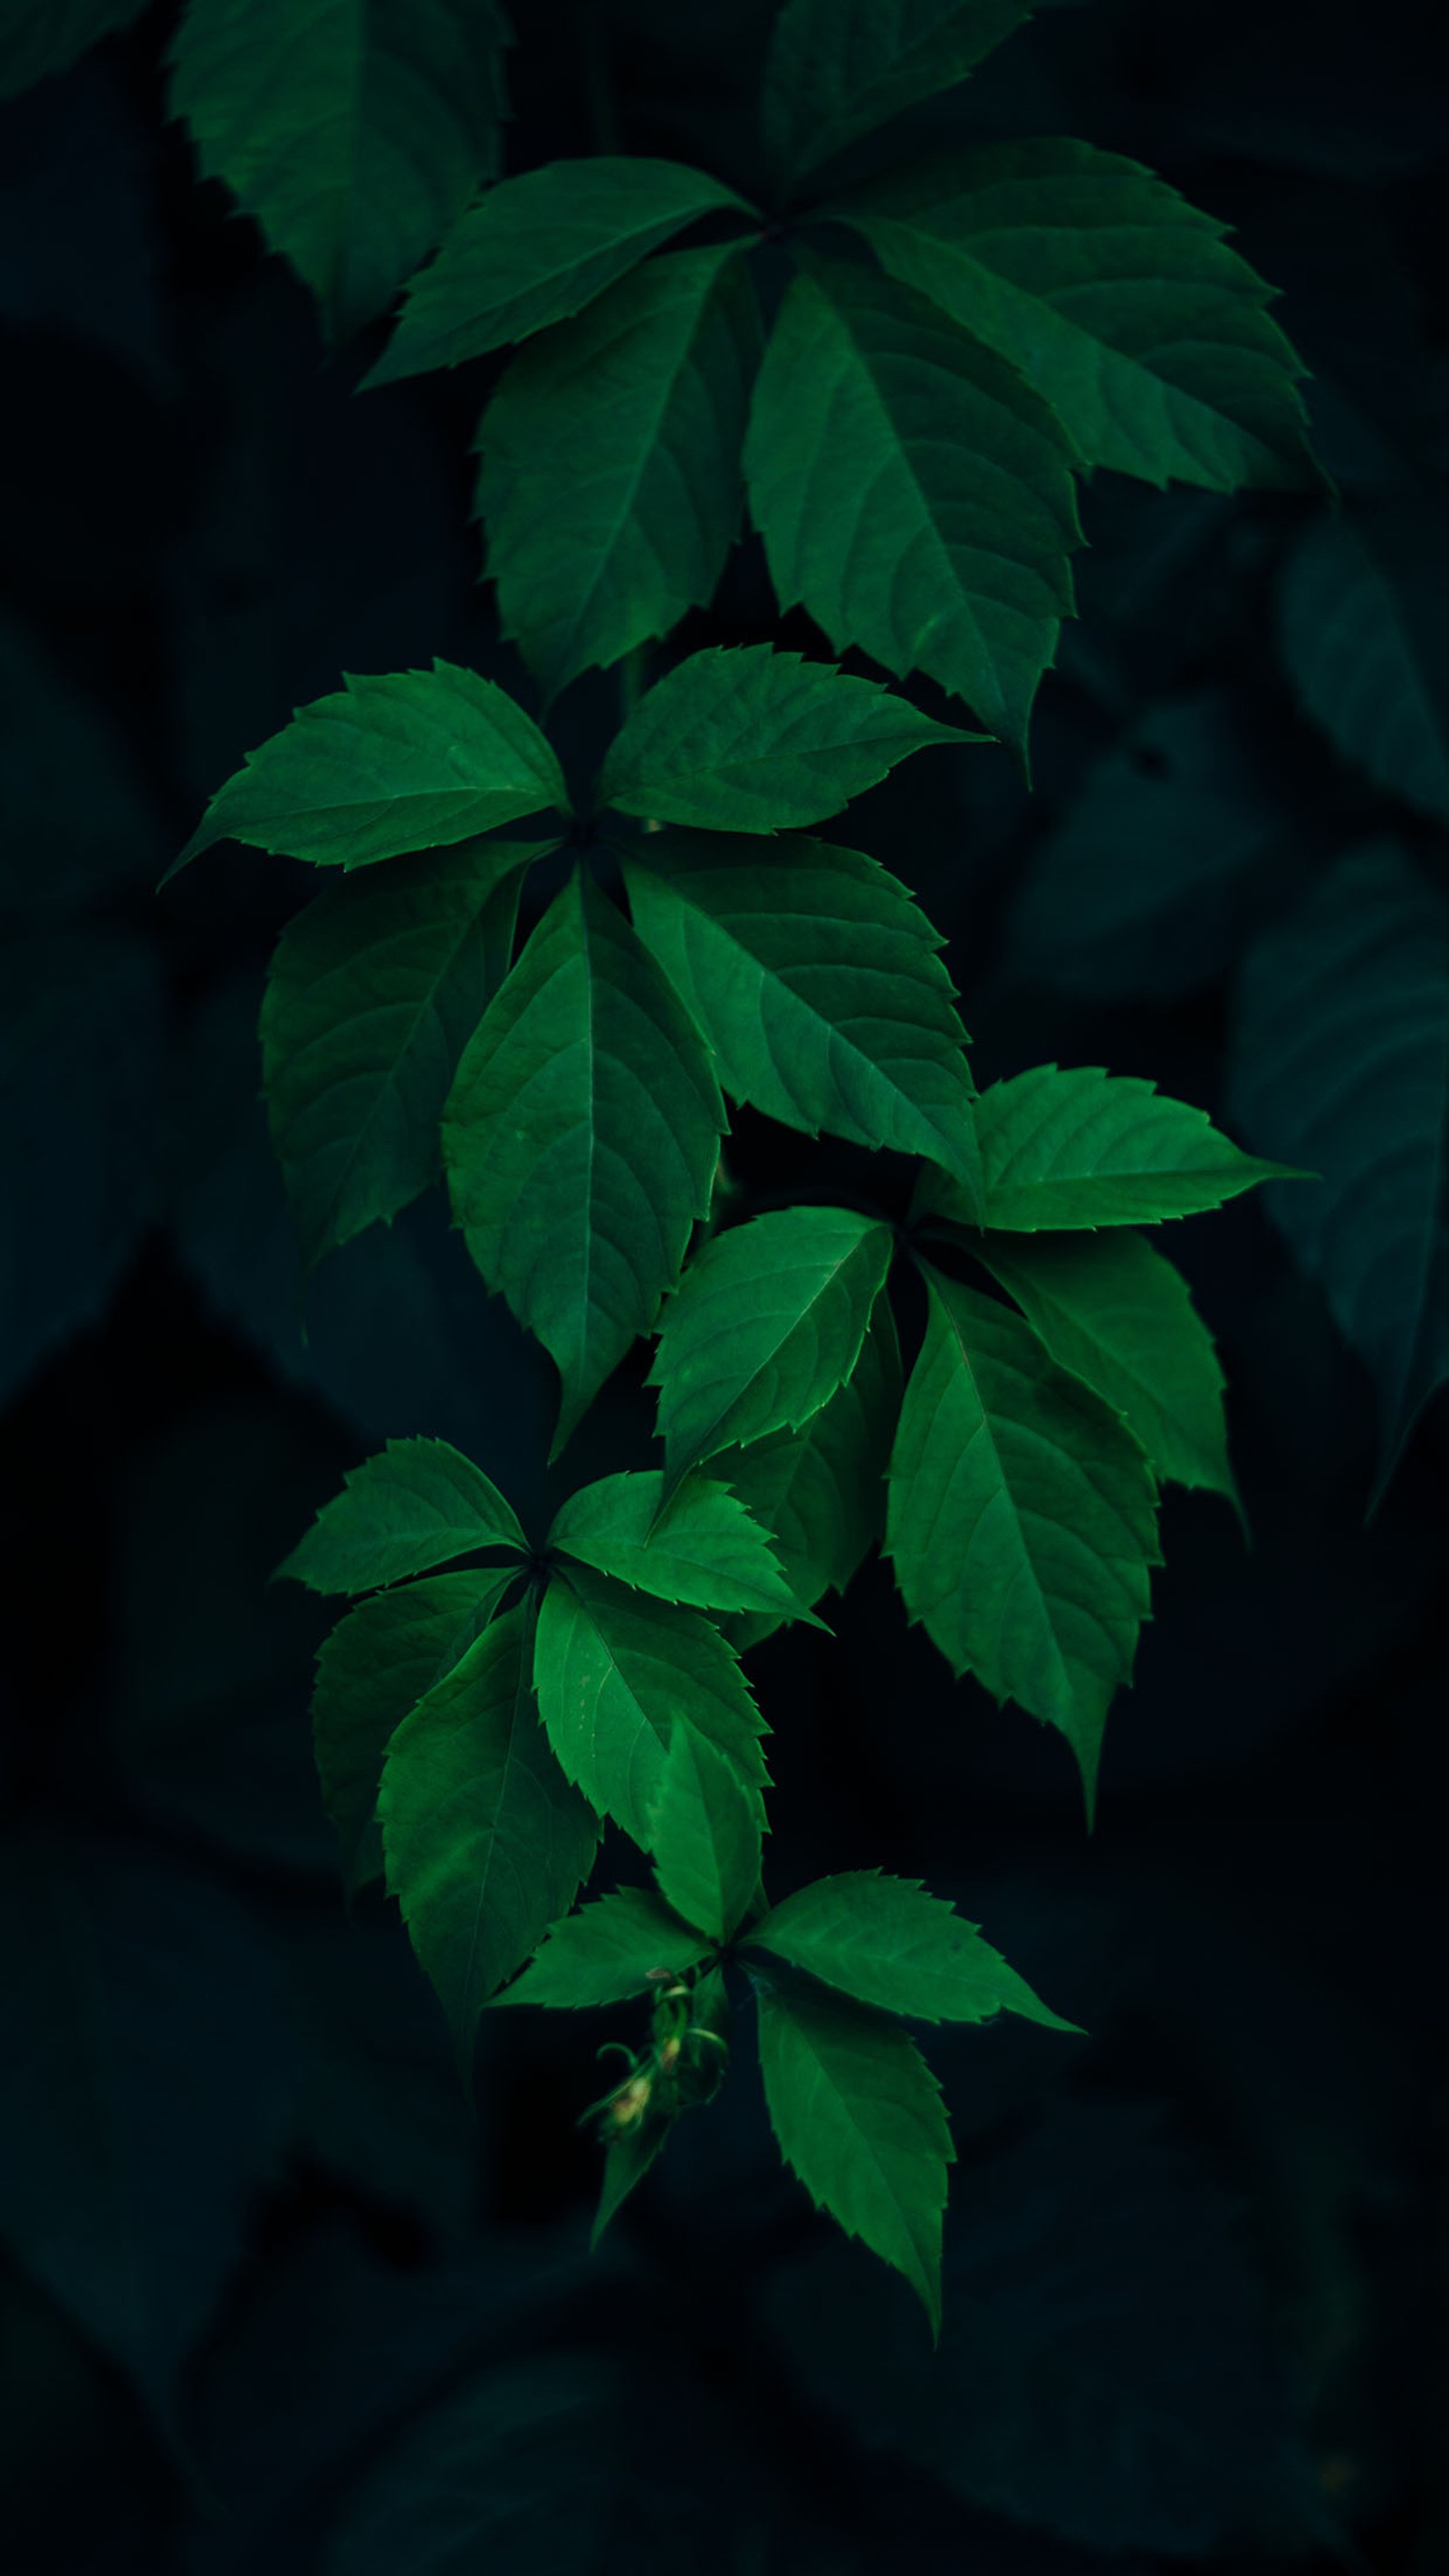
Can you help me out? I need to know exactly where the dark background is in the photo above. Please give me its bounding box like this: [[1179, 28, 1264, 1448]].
[[2, 1, 1447, 2568]]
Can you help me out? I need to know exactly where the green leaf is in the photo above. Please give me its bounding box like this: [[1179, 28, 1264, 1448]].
[[600, 646, 974, 831], [379, 1606, 602, 2067], [622, 828, 982, 1197], [842, 140, 1315, 490], [533, 1565, 769, 1850], [362, 156, 751, 386], [442, 869, 725, 1455], [168, 0, 508, 342], [0, 0, 149, 103], [919, 1062, 1287, 1230], [478, 243, 760, 702], [746, 1870, 1077, 2029], [745, 256, 1080, 753], [172, 662, 569, 876], [649, 1206, 895, 1481], [649, 1725, 763, 1943], [312, 1564, 517, 1897], [760, 0, 1032, 187], [887, 1267, 1159, 1812], [725, 1299, 902, 1645], [1228, 839, 1449, 1495], [1279, 504, 1449, 828], [548, 1469, 808, 1618], [974, 1231, 1238, 1504], [279, 1436, 529, 1593], [494, 1886, 714, 2009], [261, 837, 543, 1272], [755, 1976, 953, 2334]]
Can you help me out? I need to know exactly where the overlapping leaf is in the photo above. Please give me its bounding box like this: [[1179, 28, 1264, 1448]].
[[755, 1976, 954, 2334], [364, 155, 749, 385], [312, 1564, 517, 1895], [548, 1470, 805, 1618], [478, 244, 760, 701], [1228, 838, 1449, 1491], [279, 1437, 528, 1593], [261, 838, 542, 1271], [168, 0, 509, 341], [1279, 504, 1449, 827], [760, 0, 1033, 186], [724, 1299, 901, 1645], [443, 870, 725, 1452], [623, 829, 981, 1194], [746, 1870, 1077, 2028], [600, 646, 973, 831], [0, 0, 149, 101], [843, 140, 1314, 489], [887, 1268, 1159, 1808], [648, 1724, 763, 1943], [379, 1606, 601, 2064], [173, 663, 568, 875], [495, 1886, 715, 2010], [649, 1206, 895, 1479], [921, 1062, 1285, 1230], [745, 255, 1080, 752]]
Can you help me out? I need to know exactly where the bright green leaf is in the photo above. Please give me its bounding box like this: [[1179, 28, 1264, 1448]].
[[649, 1206, 895, 1480], [649, 1725, 763, 1943], [842, 140, 1315, 490], [974, 1230, 1239, 1504], [0, 0, 149, 101], [494, 1885, 714, 2009], [172, 662, 569, 877], [887, 1267, 1159, 1812], [533, 1565, 768, 1850], [260, 837, 543, 1272], [919, 1062, 1288, 1230], [363, 155, 751, 385], [745, 256, 1080, 752], [747, 1870, 1078, 2029], [600, 645, 975, 831], [1228, 839, 1449, 1496], [379, 1606, 601, 2067], [442, 869, 725, 1455], [548, 1469, 808, 1618], [478, 244, 760, 702], [1278, 504, 1449, 828], [168, 0, 509, 342], [622, 829, 982, 1197], [755, 1975, 953, 2334], [760, 0, 1032, 187], [278, 1436, 528, 1593], [312, 1564, 517, 1896]]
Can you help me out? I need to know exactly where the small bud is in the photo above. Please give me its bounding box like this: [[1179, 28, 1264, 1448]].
[[609, 2073, 653, 2130], [657, 2034, 681, 2072]]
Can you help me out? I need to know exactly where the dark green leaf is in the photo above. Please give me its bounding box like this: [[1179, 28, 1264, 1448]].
[[600, 645, 974, 831], [548, 1469, 807, 1617], [0, 0, 148, 101], [1279, 504, 1449, 826], [279, 1436, 529, 1592], [533, 1565, 769, 1850], [649, 1206, 895, 1479], [1228, 839, 1449, 1493], [649, 1725, 763, 1942], [494, 1886, 714, 2009], [760, 0, 1032, 186], [921, 1062, 1287, 1229], [623, 828, 982, 1196], [442, 870, 725, 1454], [312, 1564, 518, 1897], [755, 1976, 953, 2334], [974, 1230, 1238, 1503], [887, 1267, 1159, 1810], [363, 156, 751, 385], [261, 838, 542, 1272], [746, 1870, 1078, 2028], [478, 244, 760, 701], [379, 1606, 602, 2063], [843, 140, 1314, 489], [168, 0, 509, 341], [174, 663, 568, 877], [745, 256, 1080, 752]]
